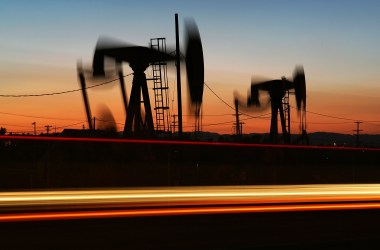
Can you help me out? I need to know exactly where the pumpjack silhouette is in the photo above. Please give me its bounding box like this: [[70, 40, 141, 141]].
[[235, 66, 307, 144], [78, 16, 204, 138]]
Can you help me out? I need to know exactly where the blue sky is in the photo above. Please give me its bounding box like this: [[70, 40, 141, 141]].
[[1, 0, 379, 79]]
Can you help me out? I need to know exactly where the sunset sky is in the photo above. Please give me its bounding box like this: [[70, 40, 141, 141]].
[[1, 0, 379, 135]]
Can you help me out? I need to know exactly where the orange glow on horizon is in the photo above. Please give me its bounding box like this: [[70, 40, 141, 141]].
[[0, 68, 379, 135]]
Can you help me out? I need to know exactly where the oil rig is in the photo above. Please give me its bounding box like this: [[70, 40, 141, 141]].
[[77, 14, 204, 139], [234, 66, 307, 144], [76, 14, 308, 145]]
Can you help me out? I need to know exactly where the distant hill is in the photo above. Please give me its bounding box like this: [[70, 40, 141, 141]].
[[186, 131, 380, 147], [308, 132, 380, 147], [18, 129, 377, 147]]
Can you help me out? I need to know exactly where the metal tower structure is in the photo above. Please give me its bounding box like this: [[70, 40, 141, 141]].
[[282, 80, 291, 141], [150, 38, 170, 133], [282, 77, 309, 145]]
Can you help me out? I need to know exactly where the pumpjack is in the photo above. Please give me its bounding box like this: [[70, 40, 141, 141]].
[[77, 15, 204, 138], [235, 66, 307, 144]]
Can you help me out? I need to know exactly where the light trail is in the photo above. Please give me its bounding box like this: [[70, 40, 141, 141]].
[[2, 184, 380, 205], [1, 135, 379, 152], [2, 202, 380, 222], [2, 184, 380, 222]]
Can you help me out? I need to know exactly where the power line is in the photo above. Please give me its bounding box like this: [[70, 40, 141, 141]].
[[290, 105, 351, 121], [290, 105, 380, 124], [297, 107, 355, 121], [204, 82, 235, 110], [0, 80, 267, 131], [183, 114, 235, 117], [291, 121, 353, 125], [184, 114, 271, 128], [0, 112, 127, 131], [0, 113, 123, 129], [56, 121, 86, 129], [7, 129, 43, 134], [241, 112, 272, 119], [204, 83, 380, 133], [0, 73, 133, 97], [0, 123, 36, 128], [0, 111, 83, 121], [204, 82, 271, 119], [96, 118, 124, 126], [365, 122, 380, 127], [205, 82, 380, 128], [6, 121, 86, 134]]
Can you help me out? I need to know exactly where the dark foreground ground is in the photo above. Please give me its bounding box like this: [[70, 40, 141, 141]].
[[2, 209, 380, 249], [0, 137, 379, 189], [1, 137, 380, 249]]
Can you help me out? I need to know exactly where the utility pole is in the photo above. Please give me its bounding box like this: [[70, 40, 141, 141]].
[[175, 13, 183, 140], [45, 125, 52, 135], [234, 100, 243, 136], [32, 122, 36, 135], [233, 122, 244, 136], [354, 121, 363, 147]]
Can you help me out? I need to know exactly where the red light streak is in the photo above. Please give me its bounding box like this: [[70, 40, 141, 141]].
[[0, 135, 379, 152], [2, 202, 380, 222]]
